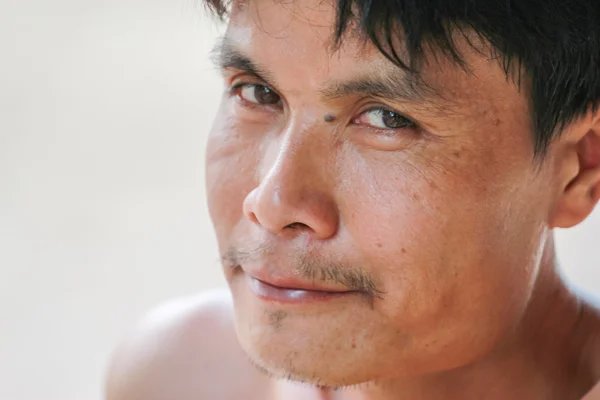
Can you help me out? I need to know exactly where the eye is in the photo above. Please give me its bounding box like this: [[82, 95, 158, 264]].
[[354, 108, 415, 130], [234, 83, 281, 106]]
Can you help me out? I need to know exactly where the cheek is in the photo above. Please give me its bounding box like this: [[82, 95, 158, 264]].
[[340, 162, 453, 310], [337, 154, 546, 369], [205, 106, 263, 240], [339, 149, 541, 325]]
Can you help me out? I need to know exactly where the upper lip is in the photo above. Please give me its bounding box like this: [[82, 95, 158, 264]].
[[243, 267, 353, 293]]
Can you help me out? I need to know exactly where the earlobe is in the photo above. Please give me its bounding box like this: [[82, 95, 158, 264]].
[[552, 167, 600, 229], [550, 114, 600, 229]]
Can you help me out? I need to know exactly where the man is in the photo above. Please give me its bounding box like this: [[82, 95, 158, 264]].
[[105, 0, 600, 398]]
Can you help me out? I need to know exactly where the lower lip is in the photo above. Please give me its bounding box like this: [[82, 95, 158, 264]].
[[246, 276, 354, 304]]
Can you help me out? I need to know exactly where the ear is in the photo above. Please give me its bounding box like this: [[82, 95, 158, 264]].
[[550, 110, 600, 229]]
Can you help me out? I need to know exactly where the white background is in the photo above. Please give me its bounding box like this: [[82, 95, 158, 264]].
[[0, 1, 598, 399]]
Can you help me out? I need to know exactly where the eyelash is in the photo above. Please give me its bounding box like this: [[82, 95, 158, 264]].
[[353, 106, 417, 131], [229, 82, 250, 102], [229, 82, 252, 96], [228, 82, 282, 110], [228, 81, 418, 133]]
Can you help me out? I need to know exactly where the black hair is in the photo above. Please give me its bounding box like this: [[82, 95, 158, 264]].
[[203, 0, 600, 156]]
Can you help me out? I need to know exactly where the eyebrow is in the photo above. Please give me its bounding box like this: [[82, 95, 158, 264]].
[[211, 36, 441, 106], [320, 71, 439, 105], [211, 36, 276, 85]]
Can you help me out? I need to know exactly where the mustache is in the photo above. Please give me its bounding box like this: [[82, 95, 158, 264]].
[[221, 244, 384, 300]]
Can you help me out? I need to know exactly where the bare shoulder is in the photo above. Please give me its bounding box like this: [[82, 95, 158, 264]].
[[104, 289, 269, 400]]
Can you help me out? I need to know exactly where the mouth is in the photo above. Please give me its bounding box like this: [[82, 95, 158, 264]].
[[243, 272, 357, 304]]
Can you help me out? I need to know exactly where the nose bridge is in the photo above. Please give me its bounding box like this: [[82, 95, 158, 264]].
[[269, 103, 326, 167], [261, 122, 328, 209], [243, 118, 339, 238], [260, 111, 331, 194], [271, 128, 322, 188]]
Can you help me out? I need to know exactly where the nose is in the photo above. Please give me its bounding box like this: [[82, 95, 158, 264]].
[[242, 140, 339, 240]]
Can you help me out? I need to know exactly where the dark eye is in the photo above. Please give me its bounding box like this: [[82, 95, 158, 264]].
[[237, 84, 281, 105], [355, 108, 414, 130]]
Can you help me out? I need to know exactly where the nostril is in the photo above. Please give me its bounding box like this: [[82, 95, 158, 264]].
[[247, 211, 260, 225], [286, 222, 308, 230]]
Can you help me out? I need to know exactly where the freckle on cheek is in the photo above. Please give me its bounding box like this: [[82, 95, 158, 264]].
[[401, 248, 407, 254]]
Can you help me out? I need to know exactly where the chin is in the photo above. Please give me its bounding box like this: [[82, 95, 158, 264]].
[[232, 312, 381, 387], [244, 344, 372, 388]]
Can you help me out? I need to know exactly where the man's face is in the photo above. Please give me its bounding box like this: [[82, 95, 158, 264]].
[[206, 0, 559, 386]]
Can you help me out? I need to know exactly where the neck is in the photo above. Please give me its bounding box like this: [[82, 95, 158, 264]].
[[321, 235, 599, 400]]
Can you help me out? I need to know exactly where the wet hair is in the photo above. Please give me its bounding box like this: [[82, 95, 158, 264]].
[[203, 0, 600, 156]]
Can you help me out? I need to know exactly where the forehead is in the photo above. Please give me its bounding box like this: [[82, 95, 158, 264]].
[[226, 0, 391, 85], [229, 0, 351, 55], [225, 0, 527, 121]]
